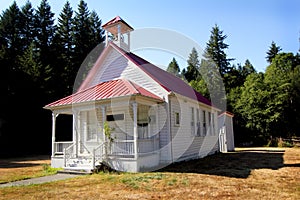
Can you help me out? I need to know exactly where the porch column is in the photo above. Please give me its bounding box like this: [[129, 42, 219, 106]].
[[132, 102, 138, 159], [101, 106, 106, 142], [51, 112, 59, 157], [73, 111, 79, 157]]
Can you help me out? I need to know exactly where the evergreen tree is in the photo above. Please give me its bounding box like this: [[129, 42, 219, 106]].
[[167, 57, 180, 76], [235, 72, 269, 144], [266, 41, 282, 63], [205, 24, 234, 77], [183, 47, 200, 82], [20, 1, 36, 50], [35, 0, 55, 92], [0, 1, 23, 69], [73, 0, 105, 90], [242, 59, 256, 78], [264, 53, 300, 137], [73, 0, 92, 66], [53, 1, 74, 95], [89, 10, 105, 45]]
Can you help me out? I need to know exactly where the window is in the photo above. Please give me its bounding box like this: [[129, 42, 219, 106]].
[[208, 112, 211, 135], [86, 111, 98, 141], [212, 113, 215, 136], [196, 109, 201, 136], [175, 112, 180, 126], [106, 114, 124, 121], [203, 110, 206, 136], [191, 107, 195, 135]]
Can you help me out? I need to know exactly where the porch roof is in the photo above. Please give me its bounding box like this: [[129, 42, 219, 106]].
[[44, 79, 163, 108]]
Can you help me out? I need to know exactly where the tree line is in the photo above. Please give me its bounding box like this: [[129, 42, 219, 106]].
[[167, 25, 300, 146], [1, 1, 299, 156], [0, 0, 104, 156]]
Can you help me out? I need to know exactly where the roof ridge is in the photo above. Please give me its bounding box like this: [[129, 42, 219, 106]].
[[120, 79, 139, 94]]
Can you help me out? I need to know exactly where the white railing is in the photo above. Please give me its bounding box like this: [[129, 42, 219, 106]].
[[110, 140, 134, 156], [79, 141, 91, 154], [92, 143, 105, 168], [138, 138, 159, 154], [63, 143, 76, 167], [54, 142, 73, 155]]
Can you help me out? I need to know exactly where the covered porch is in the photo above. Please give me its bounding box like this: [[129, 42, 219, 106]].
[[50, 98, 163, 172]]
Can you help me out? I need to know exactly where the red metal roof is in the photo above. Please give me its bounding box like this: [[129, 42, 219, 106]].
[[105, 44, 212, 106], [102, 16, 123, 27], [45, 79, 162, 108], [102, 16, 134, 34], [77, 42, 212, 107]]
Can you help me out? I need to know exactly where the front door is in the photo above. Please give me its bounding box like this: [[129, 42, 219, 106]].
[[219, 126, 227, 153]]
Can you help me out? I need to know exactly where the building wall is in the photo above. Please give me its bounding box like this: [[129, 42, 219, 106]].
[[169, 95, 219, 162], [89, 48, 128, 87], [121, 61, 169, 98], [218, 113, 235, 152]]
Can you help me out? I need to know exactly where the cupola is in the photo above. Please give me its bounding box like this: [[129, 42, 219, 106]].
[[102, 16, 134, 52]]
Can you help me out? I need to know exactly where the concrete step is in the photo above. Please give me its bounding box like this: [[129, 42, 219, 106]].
[[58, 169, 92, 175], [59, 166, 94, 175]]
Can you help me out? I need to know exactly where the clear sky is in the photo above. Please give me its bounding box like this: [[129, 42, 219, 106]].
[[1, 0, 299, 72]]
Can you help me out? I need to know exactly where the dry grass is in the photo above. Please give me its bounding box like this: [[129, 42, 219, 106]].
[[0, 155, 51, 184], [0, 148, 299, 200]]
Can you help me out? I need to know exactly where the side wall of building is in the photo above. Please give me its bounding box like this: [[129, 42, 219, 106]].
[[169, 95, 219, 162]]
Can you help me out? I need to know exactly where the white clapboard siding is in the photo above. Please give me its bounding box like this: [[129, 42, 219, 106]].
[[84, 47, 169, 101], [157, 103, 170, 162], [121, 61, 169, 99], [169, 96, 219, 162], [88, 48, 128, 88]]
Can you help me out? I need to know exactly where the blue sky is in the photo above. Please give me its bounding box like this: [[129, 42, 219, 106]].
[[1, 0, 299, 72]]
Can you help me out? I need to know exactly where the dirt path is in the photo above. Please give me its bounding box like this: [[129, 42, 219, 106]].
[[0, 174, 78, 188]]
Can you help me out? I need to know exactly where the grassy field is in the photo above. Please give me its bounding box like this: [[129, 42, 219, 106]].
[[0, 147, 299, 200], [0, 155, 51, 184]]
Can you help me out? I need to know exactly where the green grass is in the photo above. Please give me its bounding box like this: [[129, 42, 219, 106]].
[[121, 173, 165, 189]]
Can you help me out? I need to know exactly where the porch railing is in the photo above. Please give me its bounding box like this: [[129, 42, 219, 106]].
[[110, 140, 134, 156], [92, 143, 105, 168], [54, 142, 73, 155], [63, 143, 76, 167], [109, 138, 159, 156], [138, 138, 159, 154], [57, 138, 159, 168]]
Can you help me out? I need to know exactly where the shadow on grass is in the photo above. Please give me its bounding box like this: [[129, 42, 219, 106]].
[[158, 149, 287, 179], [0, 155, 50, 168]]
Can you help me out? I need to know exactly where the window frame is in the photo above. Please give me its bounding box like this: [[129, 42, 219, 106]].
[[174, 112, 180, 126]]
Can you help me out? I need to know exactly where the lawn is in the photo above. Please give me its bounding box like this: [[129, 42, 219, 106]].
[[0, 148, 299, 200], [0, 155, 51, 184]]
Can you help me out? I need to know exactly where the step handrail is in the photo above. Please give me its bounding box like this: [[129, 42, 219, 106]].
[[92, 142, 106, 169], [63, 143, 76, 167]]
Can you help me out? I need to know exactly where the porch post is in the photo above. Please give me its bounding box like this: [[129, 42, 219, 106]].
[[101, 106, 106, 142], [73, 111, 79, 157], [51, 112, 59, 157], [132, 102, 138, 159]]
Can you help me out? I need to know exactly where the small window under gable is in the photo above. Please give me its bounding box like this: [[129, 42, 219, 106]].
[[175, 112, 180, 126], [106, 113, 124, 121], [191, 107, 195, 135]]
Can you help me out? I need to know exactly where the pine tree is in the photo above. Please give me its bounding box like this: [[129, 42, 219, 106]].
[[242, 59, 256, 78], [266, 41, 282, 63], [205, 24, 233, 77], [73, 0, 92, 66], [89, 10, 105, 45], [183, 47, 200, 82], [20, 1, 36, 50], [0, 1, 23, 69], [53, 1, 74, 95], [167, 57, 180, 76], [35, 0, 55, 93], [73, 0, 105, 89]]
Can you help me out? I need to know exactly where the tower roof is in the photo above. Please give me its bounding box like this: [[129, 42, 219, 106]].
[[102, 16, 134, 35]]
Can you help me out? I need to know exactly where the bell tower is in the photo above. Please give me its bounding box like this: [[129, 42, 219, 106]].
[[102, 16, 134, 52]]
